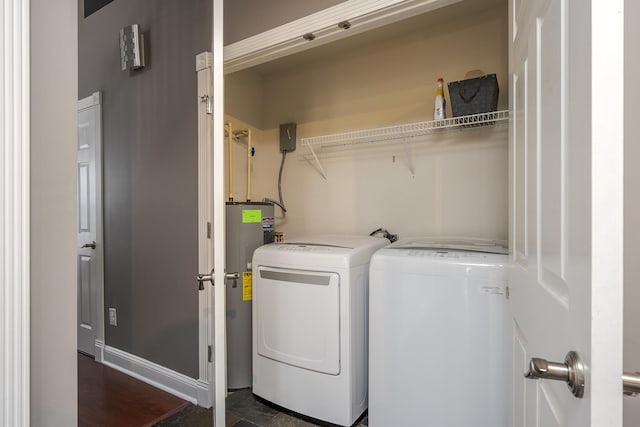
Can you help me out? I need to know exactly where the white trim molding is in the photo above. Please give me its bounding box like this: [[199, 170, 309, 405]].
[[223, 0, 461, 73], [77, 91, 101, 111], [94, 339, 105, 362], [1, 0, 31, 425], [196, 51, 214, 408], [97, 341, 209, 405], [212, 0, 228, 424]]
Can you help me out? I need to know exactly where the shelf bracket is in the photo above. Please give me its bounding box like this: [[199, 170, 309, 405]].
[[299, 110, 509, 181], [305, 143, 328, 181], [401, 137, 416, 177]]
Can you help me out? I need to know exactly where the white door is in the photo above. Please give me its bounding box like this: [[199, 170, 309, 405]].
[[77, 92, 104, 357], [510, 0, 623, 425]]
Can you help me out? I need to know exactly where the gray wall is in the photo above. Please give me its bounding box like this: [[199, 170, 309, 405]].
[[78, 0, 211, 378], [224, 0, 347, 45], [31, 0, 78, 424]]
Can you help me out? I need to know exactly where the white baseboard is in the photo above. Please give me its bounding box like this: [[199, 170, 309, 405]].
[[94, 339, 104, 363], [197, 379, 213, 408], [95, 341, 210, 406]]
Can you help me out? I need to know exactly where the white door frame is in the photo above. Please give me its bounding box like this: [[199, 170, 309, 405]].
[[591, 1, 625, 420], [1, 0, 31, 424], [212, 0, 227, 424], [196, 52, 215, 407], [77, 92, 105, 361]]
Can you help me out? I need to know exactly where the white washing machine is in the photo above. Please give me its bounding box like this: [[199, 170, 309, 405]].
[[252, 235, 389, 426], [368, 238, 510, 427]]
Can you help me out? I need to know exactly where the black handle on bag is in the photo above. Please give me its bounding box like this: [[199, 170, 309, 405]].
[[459, 81, 482, 103]]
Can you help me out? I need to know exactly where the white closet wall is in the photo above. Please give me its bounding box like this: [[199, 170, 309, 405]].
[[225, 2, 508, 240]]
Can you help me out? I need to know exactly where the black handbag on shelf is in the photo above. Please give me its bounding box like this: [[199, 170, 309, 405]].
[[447, 74, 499, 117]]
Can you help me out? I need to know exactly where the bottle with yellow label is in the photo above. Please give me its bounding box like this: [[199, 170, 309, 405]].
[[434, 77, 446, 120]]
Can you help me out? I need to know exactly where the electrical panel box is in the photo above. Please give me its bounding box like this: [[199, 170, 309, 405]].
[[279, 123, 297, 152]]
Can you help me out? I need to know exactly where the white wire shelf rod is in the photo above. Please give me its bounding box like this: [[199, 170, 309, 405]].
[[300, 110, 509, 148]]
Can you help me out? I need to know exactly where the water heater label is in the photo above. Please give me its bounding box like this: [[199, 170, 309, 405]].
[[242, 272, 252, 301], [242, 209, 262, 223], [262, 217, 274, 230]]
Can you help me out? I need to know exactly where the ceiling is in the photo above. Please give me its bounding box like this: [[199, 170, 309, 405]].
[[241, 0, 507, 76]]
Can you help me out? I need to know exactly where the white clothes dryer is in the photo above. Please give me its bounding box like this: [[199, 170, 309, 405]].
[[368, 238, 510, 427], [252, 235, 389, 426]]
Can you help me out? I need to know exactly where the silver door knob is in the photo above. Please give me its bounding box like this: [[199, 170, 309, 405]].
[[225, 272, 240, 288], [525, 351, 585, 398], [81, 241, 96, 249], [196, 270, 240, 290], [196, 269, 214, 291], [623, 372, 640, 396]]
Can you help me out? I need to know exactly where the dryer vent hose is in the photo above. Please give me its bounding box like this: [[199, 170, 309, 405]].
[[369, 228, 398, 243]]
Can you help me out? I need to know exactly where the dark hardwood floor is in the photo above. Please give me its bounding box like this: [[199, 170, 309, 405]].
[[79, 353, 368, 427], [78, 353, 190, 427]]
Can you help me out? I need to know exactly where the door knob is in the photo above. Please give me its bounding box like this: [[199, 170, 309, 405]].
[[525, 351, 585, 398], [225, 272, 240, 288], [623, 372, 640, 396], [196, 270, 240, 290], [81, 241, 96, 249], [196, 269, 214, 291]]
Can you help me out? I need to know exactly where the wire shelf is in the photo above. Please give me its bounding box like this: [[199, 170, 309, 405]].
[[300, 110, 509, 180], [301, 110, 509, 148]]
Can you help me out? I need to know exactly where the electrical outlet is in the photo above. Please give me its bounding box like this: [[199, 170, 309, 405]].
[[109, 307, 117, 326]]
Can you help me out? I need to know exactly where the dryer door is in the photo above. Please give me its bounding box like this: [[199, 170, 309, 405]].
[[255, 266, 340, 375]]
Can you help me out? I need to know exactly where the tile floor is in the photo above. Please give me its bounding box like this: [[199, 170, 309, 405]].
[[154, 389, 369, 427]]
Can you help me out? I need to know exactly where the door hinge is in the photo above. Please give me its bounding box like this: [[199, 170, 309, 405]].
[[200, 95, 212, 114], [208, 345, 212, 363], [207, 222, 211, 239]]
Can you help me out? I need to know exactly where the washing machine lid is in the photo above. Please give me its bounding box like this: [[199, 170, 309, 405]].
[[284, 234, 388, 250], [387, 237, 508, 254], [274, 234, 390, 267]]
